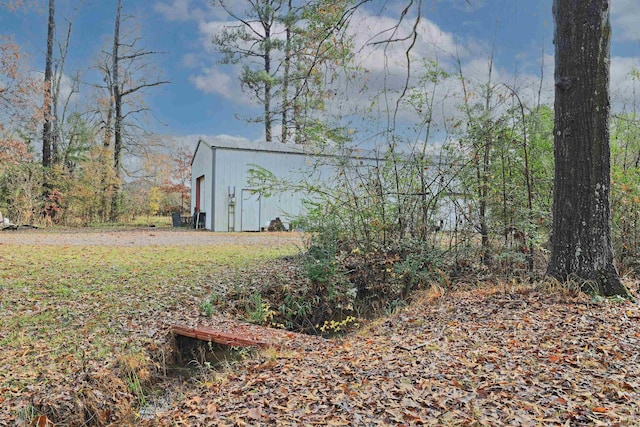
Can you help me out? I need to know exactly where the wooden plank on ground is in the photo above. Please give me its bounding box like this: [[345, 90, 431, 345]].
[[171, 324, 273, 348]]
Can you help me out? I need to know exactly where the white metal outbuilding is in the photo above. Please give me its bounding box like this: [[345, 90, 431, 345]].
[[190, 136, 359, 232]]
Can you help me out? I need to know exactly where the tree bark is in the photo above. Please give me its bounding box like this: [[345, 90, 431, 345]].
[[110, 0, 122, 221], [547, 0, 632, 298], [263, 18, 272, 143], [281, 0, 292, 143], [42, 0, 55, 170]]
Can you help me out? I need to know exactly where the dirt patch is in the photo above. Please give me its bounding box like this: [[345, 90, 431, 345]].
[[0, 227, 305, 247]]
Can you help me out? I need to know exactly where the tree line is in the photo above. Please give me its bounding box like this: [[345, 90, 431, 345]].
[[1, 0, 179, 225], [1, 0, 638, 297]]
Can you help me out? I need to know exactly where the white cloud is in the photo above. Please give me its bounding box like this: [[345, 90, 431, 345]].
[[197, 20, 229, 53], [154, 0, 219, 23], [349, 9, 462, 75], [189, 67, 234, 97], [321, 8, 471, 130], [611, 56, 640, 109], [190, 4, 464, 104], [612, 0, 640, 41], [54, 72, 82, 114], [154, 2, 255, 107], [189, 66, 258, 107], [154, 0, 194, 22]]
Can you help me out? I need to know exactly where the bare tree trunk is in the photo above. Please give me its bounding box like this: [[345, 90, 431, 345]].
[[264, 21, 272, 143], [281, 0, 292, 143], [478, 49, 495, 266], [98, 0, 168, 221], [42, 0, 55, 170], [110, 0, 122, 221], [293, 79, 303, 144], [477, 142, 491, 265], [52, 19, 75, 166], [101, 63, 114, 221], [547, 0, 632, 298], [103, 98, 113, 148]]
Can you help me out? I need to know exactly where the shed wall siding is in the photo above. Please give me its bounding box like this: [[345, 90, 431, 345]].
[[190, 138, 387, 232], [212, 148, 313, 231]]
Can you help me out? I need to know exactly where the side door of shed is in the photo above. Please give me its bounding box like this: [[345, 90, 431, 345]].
[[240, 189, 261, 231], [195, 175, 205, 212]]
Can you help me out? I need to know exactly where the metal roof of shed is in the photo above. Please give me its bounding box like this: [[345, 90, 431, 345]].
[[197, 135, 308, 154], [191, 135, 381, 166]]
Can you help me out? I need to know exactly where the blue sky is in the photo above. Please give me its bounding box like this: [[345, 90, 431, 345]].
[[2, 0, 640, 148]]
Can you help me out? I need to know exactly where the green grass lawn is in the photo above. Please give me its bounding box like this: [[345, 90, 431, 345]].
[[0, 237, 298, 425]]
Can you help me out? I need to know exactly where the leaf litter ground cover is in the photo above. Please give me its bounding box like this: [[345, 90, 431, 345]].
[[3, 229, 640, 426], [143, 282, 640, 426]]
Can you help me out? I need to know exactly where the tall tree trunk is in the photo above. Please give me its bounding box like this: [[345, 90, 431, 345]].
[[103, 96, 113, 148], [293, 79, 303, 144], [42, 0, 55, 170], [264, 22, 272, 143], [281, 0, 292, 144], [101, 72, 114, 221], [547, 0, 632, 298], [51, 19, 74, 166], [478, 51, 495, 266], [110, 0, 122, 221], [477, 142, 491, 265]]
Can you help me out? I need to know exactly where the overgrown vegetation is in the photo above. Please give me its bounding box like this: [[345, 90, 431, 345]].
[[244, 58, 640, 324]]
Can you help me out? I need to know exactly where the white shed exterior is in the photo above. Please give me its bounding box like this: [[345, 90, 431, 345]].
[[190, 136, 465, 233], [190, 137, 342, 232]]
